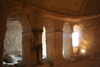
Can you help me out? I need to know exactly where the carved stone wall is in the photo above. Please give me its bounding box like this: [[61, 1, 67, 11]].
[[79, 16, 100, 58]]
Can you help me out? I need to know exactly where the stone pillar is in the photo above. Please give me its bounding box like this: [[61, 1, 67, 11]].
[[31, 29, 43, 66], [46, 31, 63, 62], [46, 30, 71, 67], [63, 32, 73, 59], [46, 31, 55, 61], [54, 31, 63, 60], [20, 31, 31, 67], [54, 30, 69, 67]]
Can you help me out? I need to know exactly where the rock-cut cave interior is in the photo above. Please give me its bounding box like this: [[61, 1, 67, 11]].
[[0, 0, 100, 67]]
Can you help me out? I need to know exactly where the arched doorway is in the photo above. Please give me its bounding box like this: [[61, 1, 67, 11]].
[[3, 13, 31, 67], [63, 23, 73, 60], [3, 21, 22, 65]]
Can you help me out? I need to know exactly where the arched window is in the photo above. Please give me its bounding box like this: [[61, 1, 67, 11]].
[[72, 25, 82, 55], [3, 13, 31, 66], [63, 23, 73, 60]]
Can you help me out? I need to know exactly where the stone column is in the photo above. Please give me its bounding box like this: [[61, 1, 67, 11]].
[[54, 30, 69, 67], [31, 29, 43, 66], [20, 31, 31, 67], [54, 31, 63, 60], [63, 32, 73, 59], [46, 31, 55, 61], [46, 30, 71, 67], [46, 31, 63, 61]]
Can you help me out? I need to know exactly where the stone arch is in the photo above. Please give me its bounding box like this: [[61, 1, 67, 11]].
[[72, 25, 82, 55], [63, 22, 73, 60], [3, 13, 31, 66], [73, 25, 82, 33], [44, 20, 54, 32], [63, 23, 71, 33]]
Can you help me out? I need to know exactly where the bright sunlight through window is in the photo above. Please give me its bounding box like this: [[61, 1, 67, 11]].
[[72, 32, 80, 47]]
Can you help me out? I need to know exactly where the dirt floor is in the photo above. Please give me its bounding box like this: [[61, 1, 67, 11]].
[[61, 58, 100, 67], [3, 56, 100, 67]]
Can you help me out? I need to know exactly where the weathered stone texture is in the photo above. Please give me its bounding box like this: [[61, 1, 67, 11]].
[[79, 17, 100, 58], [4, 21, 22, 56], [0, 0, 100, 67]]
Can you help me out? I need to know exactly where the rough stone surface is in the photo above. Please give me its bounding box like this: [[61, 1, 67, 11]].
[[79, 16, 100, 58], [0, 0, 100, 67], [4, 21, 22, 56]]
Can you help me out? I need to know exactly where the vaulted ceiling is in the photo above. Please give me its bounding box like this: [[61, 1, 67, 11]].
[[1, 0, 100, 18], [29, 0, 100, 16]]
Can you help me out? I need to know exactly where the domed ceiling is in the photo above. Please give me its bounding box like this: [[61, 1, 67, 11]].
[[2, 0, 100, 17], [29, 0, 100, 16]]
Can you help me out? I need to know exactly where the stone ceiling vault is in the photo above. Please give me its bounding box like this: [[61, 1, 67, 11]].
[[2, 0, 100, 19], [17, 0, 100, 16]]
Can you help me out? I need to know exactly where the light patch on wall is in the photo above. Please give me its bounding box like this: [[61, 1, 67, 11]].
[[81, 49, 85, 53]]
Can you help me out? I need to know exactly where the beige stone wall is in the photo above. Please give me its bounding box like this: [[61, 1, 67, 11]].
[[4, 21, 22, 56], [0, 0, 100, 67], [79, 16, 100, 58]]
